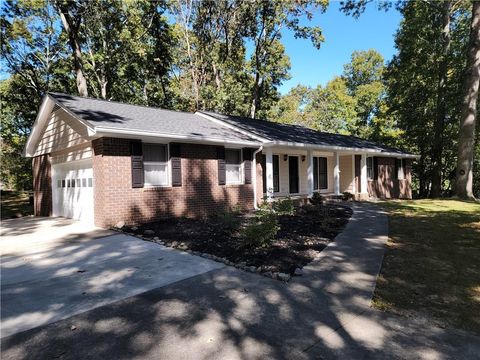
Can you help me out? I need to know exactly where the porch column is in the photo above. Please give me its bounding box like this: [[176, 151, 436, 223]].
[[307, 149, 314, 197], [334, 151, 340, 195], [265, 147, 274, 201], [360, 153, 368, 195]]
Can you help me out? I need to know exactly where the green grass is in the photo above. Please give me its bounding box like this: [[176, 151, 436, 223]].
[[373, 199, 480, 333], [1, 191, 33, 219]]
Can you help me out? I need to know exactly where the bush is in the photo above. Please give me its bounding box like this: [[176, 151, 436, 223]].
[[273, 197, 296, 215], [242, 210, 279, 248], [309, 192, 324, 206], [215, 208, 241, 232], [343, 192, 354, 201]]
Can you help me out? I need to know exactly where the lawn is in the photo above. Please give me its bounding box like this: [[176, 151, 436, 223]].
[[1, 191, 34, 219], [373, 199, 480, 333]]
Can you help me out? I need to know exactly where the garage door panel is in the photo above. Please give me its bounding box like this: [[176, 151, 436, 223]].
[[52, 160, 93, 223]]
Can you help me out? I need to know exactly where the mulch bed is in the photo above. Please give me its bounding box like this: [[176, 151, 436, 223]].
[[122, 202, 353, 277]]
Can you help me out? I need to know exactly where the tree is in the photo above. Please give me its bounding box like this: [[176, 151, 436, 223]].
[[455, 0, 480, 199], [246, 0, 327, 118], [54, 0, 89, 96]]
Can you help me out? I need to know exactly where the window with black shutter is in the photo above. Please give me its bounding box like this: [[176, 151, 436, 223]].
[[170, 143, 182, 186], [131, 141, 144, 188]]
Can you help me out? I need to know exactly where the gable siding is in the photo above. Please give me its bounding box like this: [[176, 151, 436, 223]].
[[34, 108, 89, 156]]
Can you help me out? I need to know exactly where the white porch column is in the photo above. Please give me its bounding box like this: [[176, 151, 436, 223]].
[[265, 147, 274, 201], [360, 153, 368, 195], [307, 149, 314, 197], [334, 151, 340, 195]]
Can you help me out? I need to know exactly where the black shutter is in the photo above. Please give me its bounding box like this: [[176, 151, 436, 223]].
[[373, 157, 379, 180], [131, 141, 144, 188], [170, 143, 182, 187], [313, 157, 319, 190], [217, 146, 226, 185], [243, 148, 253, 184]]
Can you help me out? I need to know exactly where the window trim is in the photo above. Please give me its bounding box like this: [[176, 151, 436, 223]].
[[225, 147, 243, 185], [143, 143, 170, 187]]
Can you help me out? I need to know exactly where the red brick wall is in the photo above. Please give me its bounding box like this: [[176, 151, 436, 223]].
[[367, 157, 412, 199], [32, 154, 52, 216], [92, 138, 255, 227]]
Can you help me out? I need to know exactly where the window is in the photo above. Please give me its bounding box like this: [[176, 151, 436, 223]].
[[62, 179, 66, 188], [143, 143, 168, 186], [395, 159, 405, 180], [313, 157, 328, 190], [88, 178, 93, 187], [57, 179, 61, 188], [82, 178, 87, 187], [367, 157, 374, 180], [225, 148, 242, 184]]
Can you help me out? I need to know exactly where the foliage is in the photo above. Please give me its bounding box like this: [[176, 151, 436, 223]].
[[241, 208, 279, 248], [342, 192, 354, 201], [214, 207, 241, 232], [272, 197, 296, 216], [308, 192, 324, 206]]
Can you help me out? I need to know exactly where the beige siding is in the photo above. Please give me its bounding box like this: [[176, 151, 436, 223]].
[[34, 108, 89, 156], [339, 155, 354, 193], [51, 143, 93, 164]]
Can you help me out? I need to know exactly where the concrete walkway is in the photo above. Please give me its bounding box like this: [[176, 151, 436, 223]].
[[2, 204, 479, 359]]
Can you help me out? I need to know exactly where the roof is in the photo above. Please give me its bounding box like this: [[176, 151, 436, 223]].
[[25, 92, 417, 158], [198, 111, 416, 157], [48, 93, 257, 144]]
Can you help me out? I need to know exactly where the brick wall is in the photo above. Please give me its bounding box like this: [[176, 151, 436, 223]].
[[32, 154, 52, 216], [92, 138, 255, 227], [367, 157, 412, 199]]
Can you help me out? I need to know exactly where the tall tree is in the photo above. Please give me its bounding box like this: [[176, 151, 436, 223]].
[[55, 0, 89, 96], [246, 0, 326, 118], [455, 0, 480, 199], [431, 0, 452, 198]]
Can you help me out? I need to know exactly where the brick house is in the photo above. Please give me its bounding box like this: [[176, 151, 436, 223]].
[[24, 93, 418, 227]]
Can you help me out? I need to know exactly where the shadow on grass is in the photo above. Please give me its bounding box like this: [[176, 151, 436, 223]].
[[374, 199, 480, 334]]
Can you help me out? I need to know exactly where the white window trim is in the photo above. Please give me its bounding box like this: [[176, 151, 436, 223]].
[[225, 148, 244, 185], [143, 143, 171, 187]]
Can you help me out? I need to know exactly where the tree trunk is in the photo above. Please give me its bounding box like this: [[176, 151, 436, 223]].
[[455, 0, 480, 199], [431, 0, 452, 198], [250, 72, 264, 118], [57, 5, 88, 97]]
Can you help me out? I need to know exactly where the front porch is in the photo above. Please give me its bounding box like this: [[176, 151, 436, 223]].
[[259, 146, 370, 202]]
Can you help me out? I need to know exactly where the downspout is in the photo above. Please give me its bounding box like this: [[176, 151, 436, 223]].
[[252, 145, 263, 210]]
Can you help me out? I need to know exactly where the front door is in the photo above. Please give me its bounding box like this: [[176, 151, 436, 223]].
[[289, 156, 299, 194]]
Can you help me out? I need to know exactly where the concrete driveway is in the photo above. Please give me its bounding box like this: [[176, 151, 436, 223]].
[[0, 217, 224, 338]]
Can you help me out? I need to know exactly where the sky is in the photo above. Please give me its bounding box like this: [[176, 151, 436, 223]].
[[278, 1, 402, 94]]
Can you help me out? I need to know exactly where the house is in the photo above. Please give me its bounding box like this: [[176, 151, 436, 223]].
[[24, 93, 418, 227]]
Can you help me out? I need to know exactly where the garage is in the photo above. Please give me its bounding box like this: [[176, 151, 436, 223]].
[[51, 159, 94, 223]]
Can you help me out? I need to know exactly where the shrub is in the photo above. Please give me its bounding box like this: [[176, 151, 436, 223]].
[[273, 197, 296, 215], [309, 192, 324, 206], [343, 192, 354, 201], [215, 208, 241, 232], [242, 210, 279, 248]]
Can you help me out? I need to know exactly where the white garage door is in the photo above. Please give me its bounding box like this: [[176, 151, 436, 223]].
[[52, 159, 94, 223]]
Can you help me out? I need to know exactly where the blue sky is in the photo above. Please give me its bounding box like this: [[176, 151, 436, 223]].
[[278, 1, 401, 94]]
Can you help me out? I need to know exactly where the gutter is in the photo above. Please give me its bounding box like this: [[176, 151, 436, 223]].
[[94, 127, 262, 147], [252, 145, 264, 210], [263, 141, 419, 159]]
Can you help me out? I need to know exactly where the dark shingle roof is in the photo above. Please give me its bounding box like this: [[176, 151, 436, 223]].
[[48, 93, 257, 143], [199, 111, 414, 156]]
